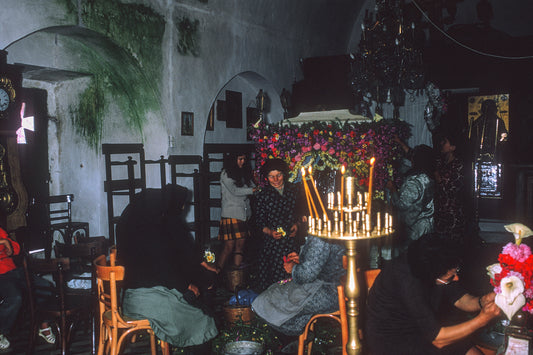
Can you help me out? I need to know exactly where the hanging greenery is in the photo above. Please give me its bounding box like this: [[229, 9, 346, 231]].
[[177, 16, 200, 56], [71, 76, 105, 150]]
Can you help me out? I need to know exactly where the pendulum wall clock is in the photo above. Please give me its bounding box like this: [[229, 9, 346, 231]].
[[0, 50, 27, 230]]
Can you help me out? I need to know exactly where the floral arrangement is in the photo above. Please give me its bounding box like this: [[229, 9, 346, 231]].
[[487, 223, 533, 319], [204, 249, 216, 264], [249, 118, 411, 199]]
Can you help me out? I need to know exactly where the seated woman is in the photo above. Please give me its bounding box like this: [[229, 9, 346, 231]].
[[251, 234, 345, 337], [365, 233, 500, 355], [116, 185, 218, 351]]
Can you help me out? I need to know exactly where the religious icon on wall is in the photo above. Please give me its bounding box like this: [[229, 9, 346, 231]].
[[468, 94, 509, 160], [468, 94, 509, 200], [181, 112, 194, 136]]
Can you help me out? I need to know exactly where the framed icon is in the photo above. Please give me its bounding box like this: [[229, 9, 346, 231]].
[[181, 111, 194, 136]]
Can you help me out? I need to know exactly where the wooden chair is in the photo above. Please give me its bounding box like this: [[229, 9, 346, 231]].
[[47, 194, 90, 245], [23, 256, 90, 355], [54, 237, 109, 355], [93, 253, 170, 355], [297, 269, 381, 355]]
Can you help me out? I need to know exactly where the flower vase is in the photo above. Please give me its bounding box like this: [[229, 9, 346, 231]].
[[497, 311, 533, 355]]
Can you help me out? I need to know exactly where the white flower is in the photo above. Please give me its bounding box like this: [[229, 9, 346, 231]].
[[495, 275, 526, 320], [486, 263, 502, 280], [505, 223, 533, 245]]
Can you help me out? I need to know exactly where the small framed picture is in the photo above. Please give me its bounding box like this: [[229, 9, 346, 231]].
[[181, 111, 194, 136]]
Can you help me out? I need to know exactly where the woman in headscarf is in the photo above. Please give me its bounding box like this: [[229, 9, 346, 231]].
[[253, 158, 306, 292], [116, 185, 218, 351]]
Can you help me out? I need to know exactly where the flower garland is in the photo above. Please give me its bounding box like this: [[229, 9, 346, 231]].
[[249, 119, 411, 199]]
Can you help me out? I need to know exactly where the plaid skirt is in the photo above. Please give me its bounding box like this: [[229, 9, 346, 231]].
[[217, 218, 250, 241]]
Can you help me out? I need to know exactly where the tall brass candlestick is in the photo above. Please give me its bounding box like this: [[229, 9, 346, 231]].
[[367, 157, 375, 216], [345, 239, 362, 355]]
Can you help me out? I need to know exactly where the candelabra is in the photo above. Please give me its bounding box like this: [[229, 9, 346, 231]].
[[302, 165, 394, 355]]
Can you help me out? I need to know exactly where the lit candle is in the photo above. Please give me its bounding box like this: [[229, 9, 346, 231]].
[[377, 212, 381, 231], [337, 191, 342, 210], [301, 168, 318, 219], [358, 192, 363, 208], [308, 166, 328, 221], [340, 165, 345, 211], [367, 157, 375, 216], [346, 176, 354, 208]]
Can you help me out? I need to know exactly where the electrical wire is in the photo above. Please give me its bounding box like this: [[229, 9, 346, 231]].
[[411, 0, 533, 60]]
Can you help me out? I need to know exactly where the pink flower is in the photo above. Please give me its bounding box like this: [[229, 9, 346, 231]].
[[502, 242, 532, 263], [328, 148, 335, 155], [313, 143, 321, 150]]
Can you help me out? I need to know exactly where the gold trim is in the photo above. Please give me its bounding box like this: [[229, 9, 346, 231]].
[[0, 76, 16, 103]]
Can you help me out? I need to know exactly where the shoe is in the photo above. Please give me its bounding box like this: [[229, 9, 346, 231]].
[[0, 334, 10, 350], [38, 327, 56, 344]]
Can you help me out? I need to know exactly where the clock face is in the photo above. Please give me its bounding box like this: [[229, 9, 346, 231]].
[[0, 88, 9, 111], [0, 76, 16, 120]]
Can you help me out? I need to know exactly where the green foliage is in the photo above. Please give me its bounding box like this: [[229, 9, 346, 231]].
[[177, 16, 200, 56], [211, 318, 282, 354], [71, 76, 105, 150], [81, 0, 165, 77]]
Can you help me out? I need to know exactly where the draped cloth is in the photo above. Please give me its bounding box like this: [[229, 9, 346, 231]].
[[251, 279, 325, 327], [123, 286, 218, 347]]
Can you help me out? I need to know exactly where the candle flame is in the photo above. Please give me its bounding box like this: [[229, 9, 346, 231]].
[[308, 166, 313, 175], [301, 167, 306, 176], [370, 157, 375, 165], [341, 165, 345, 174]]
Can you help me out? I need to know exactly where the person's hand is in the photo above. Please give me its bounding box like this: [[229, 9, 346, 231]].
[[271, 229, 283, 239], [283, 253, 299, 273], [286, 252, 299, 264], [188, 284, 200, 297], [200, 261, 219, 274], [478, 292, 500, 322], [289, 223, 298, 238], [0, 239, 13, 257], [479, 292, 496, 309]]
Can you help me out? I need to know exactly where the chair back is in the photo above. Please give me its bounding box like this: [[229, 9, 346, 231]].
[[48, 194, 75, 226], [55, 238, 107, 355], [94, 254, 126, 329], [23, 256, 72, 354], [364, 269, 381, 291]]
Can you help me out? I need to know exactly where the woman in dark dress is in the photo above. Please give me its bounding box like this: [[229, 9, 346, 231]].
[[116, 185, 218, 349], [434, 131, 467, 245], [253, 159, 306, 292]]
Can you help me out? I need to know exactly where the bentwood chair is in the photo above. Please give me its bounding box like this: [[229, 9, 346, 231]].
[[297, 269, 381, 355], [93, 253, 170, 355]]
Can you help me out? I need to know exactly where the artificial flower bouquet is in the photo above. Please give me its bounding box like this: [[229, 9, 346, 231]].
[[487, 223, 533, 320]]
